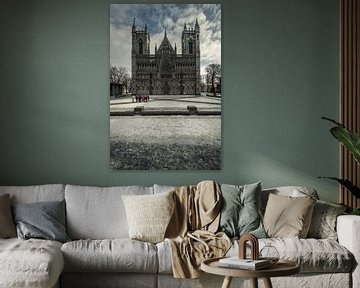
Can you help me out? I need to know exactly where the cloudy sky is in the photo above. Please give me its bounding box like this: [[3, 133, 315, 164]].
[[110, 4, 221, 75]]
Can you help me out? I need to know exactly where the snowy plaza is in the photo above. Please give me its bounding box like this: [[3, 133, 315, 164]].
[[110, 95, 221, 170]]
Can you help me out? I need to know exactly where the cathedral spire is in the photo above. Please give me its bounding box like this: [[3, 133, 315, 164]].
[[195, 18, 199, 31], [158, 28, 174, 54], [132, 17, 136, 31]]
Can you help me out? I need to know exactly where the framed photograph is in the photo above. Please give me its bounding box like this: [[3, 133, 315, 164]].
[[110, 4, 221, 170]]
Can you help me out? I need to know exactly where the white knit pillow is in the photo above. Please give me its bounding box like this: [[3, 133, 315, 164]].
[[122, 191, 175, 243]]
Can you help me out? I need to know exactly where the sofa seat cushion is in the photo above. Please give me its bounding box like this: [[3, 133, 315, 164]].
[[0, 238, 64, 288], [157, 238, 353, 274], [61, 239, 158, 273], [229, 238, 354, 273], [156, 240, 173, 274], [260, 238, 353, 272], [260, 238, 354, 273]]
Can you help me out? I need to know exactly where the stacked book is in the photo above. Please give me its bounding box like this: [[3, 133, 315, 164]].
[[218, 257, 271, 270]]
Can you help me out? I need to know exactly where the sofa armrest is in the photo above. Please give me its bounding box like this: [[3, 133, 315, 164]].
[[337, 215, 360, 288]]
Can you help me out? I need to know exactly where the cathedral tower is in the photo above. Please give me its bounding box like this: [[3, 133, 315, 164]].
[[181, 19, 201, 94], [131, 18, 150, 55], [131, 18, 150, 81]]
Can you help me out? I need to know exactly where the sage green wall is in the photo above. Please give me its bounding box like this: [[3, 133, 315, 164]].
[[0, 0, 339, 202]]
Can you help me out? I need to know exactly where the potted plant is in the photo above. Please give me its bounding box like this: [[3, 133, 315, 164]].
[[320, 117, 360, 215]]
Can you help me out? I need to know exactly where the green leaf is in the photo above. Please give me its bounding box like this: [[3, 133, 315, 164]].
[[318, 177, 360, 198], [322, 117, 360, 165], [351, 208, 360, 215], [330, 126, 360, 165], [321, 116, 344, 127]]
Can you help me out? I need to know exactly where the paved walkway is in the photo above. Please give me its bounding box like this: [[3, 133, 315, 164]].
[[110, 95, 221, 116]]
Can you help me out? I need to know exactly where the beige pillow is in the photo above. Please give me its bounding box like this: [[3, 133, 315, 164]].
[[263, 193, 316, 238], [122, 191, 175, 243], [0, 194, 17, 238]]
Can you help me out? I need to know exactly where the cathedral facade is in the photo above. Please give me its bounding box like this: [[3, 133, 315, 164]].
[[131, 19, 201, 95]]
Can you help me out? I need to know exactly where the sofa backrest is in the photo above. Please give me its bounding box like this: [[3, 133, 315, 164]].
[[0, 184, 65, 204], [154, 183, 320, 212], [0, 184, 320, 240], [153, 184, 176, 194], [65, 184, 154, 240]]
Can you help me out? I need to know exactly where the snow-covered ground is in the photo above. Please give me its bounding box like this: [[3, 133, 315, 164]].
[[110, 115, 221, 170]]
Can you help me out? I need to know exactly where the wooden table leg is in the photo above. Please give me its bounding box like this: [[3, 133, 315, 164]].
[[263, 277, 273, 288], [251, 278, 258, 288], [221, 276, 232, 288]]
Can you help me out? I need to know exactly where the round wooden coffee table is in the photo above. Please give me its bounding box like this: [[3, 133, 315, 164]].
[[201, 257, 300, 288]]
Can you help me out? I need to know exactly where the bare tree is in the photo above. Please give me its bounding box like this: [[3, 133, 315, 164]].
[[122, 73, 131, 93], [110, 66, 120, 84], [205, 64, 221, 95], [110, 66, 131, 89]]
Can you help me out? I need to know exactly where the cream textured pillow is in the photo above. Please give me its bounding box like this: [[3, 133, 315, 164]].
[[0, 194, 16, 238], [263, 193, 316, 238], [122, 191, 175, 243]]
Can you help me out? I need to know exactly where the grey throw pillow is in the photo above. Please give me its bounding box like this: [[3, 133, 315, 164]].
[[12, 200, 70, 243], [218, 182, 266, 238]]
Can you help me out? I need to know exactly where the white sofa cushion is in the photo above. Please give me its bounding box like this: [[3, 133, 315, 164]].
[[0, 238, 63, 288], [65, 185, 153, 239], [337, 215, 360, 288], [61, 239, 158, 273], [157, 237, 353, 274], [234, 238, 353, 273], [0, 184, 65, 204], [153, 184, 176, 194]]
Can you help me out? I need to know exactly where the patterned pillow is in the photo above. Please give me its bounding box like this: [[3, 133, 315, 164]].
[[122, 191, 175, 243], [307, 200, 347, 240], [218, 182, 266, 238]]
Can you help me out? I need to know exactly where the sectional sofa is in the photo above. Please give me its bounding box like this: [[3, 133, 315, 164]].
[[0, 183, 359, 288]]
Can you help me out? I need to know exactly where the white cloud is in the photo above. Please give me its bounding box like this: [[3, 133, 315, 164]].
[[110, 25, 132, 73], [110, 4, 221, 76]]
